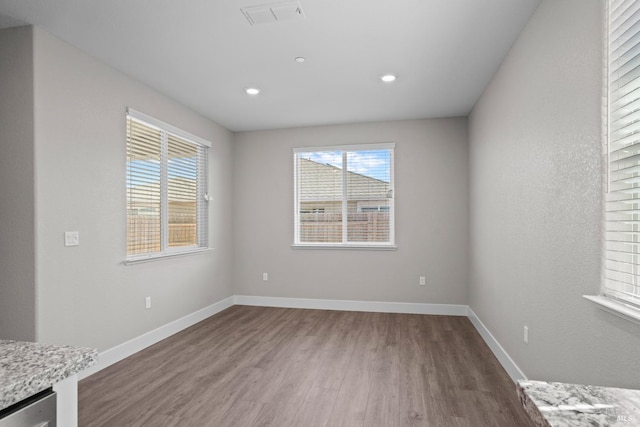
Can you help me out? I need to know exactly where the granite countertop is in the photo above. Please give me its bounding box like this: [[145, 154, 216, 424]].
[[0, 340, 98, 411], [518, 380, 640, 426]]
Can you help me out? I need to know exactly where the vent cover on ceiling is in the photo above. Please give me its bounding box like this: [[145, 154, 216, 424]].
[[241, 1, 305, 26]]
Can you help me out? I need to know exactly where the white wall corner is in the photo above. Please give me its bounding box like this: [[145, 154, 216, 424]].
[[467, 307, 527, 383], [78, 296, 235, 380]]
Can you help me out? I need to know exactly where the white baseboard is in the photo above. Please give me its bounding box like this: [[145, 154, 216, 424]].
[[78, 296, 235, 380], [234, 295, 469, 316], [467, 307, 527, 383], [79, 295, 522, 385]]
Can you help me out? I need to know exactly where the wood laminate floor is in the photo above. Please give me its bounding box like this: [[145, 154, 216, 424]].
[[78, 306, 535, 427]]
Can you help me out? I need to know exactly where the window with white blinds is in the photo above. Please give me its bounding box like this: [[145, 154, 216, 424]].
[[293, 143, 395, 248], [604, 0, 640, 310], [126, 109, 210, 262]]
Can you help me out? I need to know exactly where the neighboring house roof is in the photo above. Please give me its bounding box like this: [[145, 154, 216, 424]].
[[298, 158, 390, 202]]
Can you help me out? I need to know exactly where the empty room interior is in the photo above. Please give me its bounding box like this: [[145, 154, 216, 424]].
[[1, 0, 640, 426]]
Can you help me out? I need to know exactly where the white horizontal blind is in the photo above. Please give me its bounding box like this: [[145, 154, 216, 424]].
[[167, 133, 206, 249], [127, 118, 162, 255], [126, 110, 209, 259], [605, 0, 640, 308], [294, 143, 394, 246], [195, 142, 209, 248]]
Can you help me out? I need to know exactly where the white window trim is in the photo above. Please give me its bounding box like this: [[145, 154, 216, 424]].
[[583, 295, 640, 327], [293, 143, 396, 153], [125, 108, 211, 263], [293, 142, 395, 249], [125, 248, 213, 265], [291, 243, 398, 250]]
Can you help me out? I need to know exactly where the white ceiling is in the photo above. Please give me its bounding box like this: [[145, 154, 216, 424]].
[[0, 0, 540, 132]]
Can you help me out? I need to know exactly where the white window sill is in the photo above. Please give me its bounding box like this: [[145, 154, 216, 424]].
[[125, 248, 213, 265], [291, 244, 397, 251], [583, 295, 640, 327]]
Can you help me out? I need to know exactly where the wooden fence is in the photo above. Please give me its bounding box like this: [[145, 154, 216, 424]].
[[299, 212, 389, 243], [128, 212, 389, 253], [127, 216, 196, 254]]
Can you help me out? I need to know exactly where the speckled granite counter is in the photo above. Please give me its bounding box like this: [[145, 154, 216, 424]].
[[518, 380, 640, 426], [0, 339, 97, 411]]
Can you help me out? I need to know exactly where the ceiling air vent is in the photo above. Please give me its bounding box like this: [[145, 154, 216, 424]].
[[241, 1, 305, 26]]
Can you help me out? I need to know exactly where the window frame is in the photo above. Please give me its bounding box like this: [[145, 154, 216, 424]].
[[585, 0, 640, 324], [292, 143, 396, 250], [125, 108, 211, 264]]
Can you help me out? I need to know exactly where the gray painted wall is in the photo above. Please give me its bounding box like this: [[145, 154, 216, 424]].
[[0, 26, 36, 341], [469, 0, 640, 388], [27, 28, 234, 350], [233, 119, 469, 304]]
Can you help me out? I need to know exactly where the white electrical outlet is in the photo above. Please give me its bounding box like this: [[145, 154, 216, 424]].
[[64, 231, 79, 247], [263, 273, 268, 281], [523, 326, 529, 344], [145, 296, 151, 309], [419, 276, 426, 286]]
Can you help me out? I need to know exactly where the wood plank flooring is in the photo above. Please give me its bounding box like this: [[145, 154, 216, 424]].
[[78, 306, 535, 427]]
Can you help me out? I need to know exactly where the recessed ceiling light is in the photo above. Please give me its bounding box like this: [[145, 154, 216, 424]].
[[380, 74, 397, 83], [295, 57, 305, 63], [245, 87, 261, 96]]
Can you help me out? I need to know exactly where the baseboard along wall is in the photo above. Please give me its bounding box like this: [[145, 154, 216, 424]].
[[79, 295, 527, 383], [466, 307, 527, 382], [77, 296, 235, 380], [233, 295, 469, 316]]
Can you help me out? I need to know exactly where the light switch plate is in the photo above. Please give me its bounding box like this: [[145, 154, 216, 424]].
[[64, 231, 79, 247]]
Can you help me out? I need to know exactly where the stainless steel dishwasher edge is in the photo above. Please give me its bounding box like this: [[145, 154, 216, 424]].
[[0, 389, 56, 427]]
